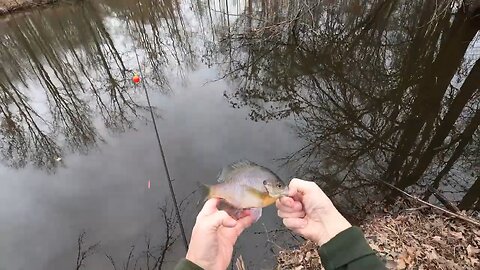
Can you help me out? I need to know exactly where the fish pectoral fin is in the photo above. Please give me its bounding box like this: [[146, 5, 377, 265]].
[[249, 207, 262, 222], [222, 207, 262, 222]]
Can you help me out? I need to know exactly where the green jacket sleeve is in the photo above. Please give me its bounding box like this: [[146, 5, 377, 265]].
[[174, 258, 204, 270], [319, 227, 386, 270]]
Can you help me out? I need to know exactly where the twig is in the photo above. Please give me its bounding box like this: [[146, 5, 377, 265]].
[[124, 246, 135, 270], [380, 180, 480, 227], [403, 205, 429, 212], [106, 253, 118, 270], [262, 223, 284, 250], [76, 231, 100, 270], [427, 185, 461, 213], [235, 255, 247, 270]]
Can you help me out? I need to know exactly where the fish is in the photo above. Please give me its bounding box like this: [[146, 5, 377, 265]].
[[200, 160, 288, 221]]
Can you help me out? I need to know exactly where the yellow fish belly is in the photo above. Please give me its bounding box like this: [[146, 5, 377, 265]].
[[210, 184, 273, 208]]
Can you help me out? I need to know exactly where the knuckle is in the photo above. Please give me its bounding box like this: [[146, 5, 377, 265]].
[[276, 199, 285, 208], [307, 181, 317, 188]]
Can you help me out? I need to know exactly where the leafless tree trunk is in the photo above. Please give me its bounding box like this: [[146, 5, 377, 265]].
[[387, 4, 480, 187], [399, 59, 480, 188], [459, 176, 480, 210]]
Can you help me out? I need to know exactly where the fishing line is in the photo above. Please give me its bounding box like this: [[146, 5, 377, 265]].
[[128, 21, 189, 251]]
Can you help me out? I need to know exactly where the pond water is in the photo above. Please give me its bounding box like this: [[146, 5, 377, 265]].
[[0, 0, 479, 269]]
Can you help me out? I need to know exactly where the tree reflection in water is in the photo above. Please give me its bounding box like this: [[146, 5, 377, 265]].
[[0, 0, 194, 172], [215, 0, 480, 213]]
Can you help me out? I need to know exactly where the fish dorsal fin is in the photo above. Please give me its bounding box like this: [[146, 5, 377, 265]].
[[217, 160, 258, 183]]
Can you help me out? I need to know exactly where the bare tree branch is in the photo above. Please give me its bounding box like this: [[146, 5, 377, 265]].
[[75, 231, 100, 270]]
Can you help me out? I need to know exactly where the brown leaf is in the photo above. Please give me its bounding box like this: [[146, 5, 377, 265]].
[[406, 247, 416, 257], [449, 231, 464, 240], [305, 251, 311, 261], [426, 250, 438, 261], [385, 258, 397, 269], [467, 244, 480, 266], [396, 258, 406, 270], [421, 244, 434, 251], [432, 235, 446, 245], [467, 245, 480, 258], [370, 243, 380, 251]]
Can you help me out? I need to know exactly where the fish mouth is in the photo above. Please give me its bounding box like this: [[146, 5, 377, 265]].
[[268, 187, 289, 198]]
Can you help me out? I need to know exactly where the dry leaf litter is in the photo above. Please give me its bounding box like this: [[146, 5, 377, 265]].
[[275, 202, 480, 270]]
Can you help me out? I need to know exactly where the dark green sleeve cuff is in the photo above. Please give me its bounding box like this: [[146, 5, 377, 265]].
[[319, 227, 385, 270], [174, 258, 204, 270]]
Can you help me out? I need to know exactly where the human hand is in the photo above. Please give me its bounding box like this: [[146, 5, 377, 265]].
[[276, 178, 351, 246], [186, 198, 255, 270]]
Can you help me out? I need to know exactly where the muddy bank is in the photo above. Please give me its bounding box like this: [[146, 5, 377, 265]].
[[0, 0, 58, 15]]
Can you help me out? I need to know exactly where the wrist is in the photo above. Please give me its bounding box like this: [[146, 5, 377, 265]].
[[315, 210, 352, 246], [185, 254, 207, 269], [186, 252, 207, 269]]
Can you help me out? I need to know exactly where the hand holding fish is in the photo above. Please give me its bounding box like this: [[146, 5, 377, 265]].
[[186, 198, 255, 270], [276, 178, 352, 246]]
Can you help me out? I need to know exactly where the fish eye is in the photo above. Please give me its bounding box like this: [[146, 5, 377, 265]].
[[277, 183, 282, 188], [262, 180, 268, 185]]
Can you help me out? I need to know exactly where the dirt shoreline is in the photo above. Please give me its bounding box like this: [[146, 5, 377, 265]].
[[0, 0, 58, 15]]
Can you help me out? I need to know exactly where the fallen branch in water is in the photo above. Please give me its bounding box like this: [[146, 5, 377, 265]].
[[379, 180, 480, 227]]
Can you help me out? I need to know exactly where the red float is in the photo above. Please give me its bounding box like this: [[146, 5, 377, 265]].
[[132, 74, 140, 84]]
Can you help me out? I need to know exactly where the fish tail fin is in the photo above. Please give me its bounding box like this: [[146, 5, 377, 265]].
[[196, 182, 211, 207]]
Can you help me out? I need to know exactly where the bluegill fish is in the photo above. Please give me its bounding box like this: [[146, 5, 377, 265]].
[[200, 160, 288, 221]]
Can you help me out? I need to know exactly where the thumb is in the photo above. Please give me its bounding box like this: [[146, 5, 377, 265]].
[[289, 178, 321, 195], [209, 210, 237, 229]]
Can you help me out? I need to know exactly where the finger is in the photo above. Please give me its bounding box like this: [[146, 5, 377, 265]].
[[291, 192, 304, 202], [283, 217, 307, 229], [235, 209, 251, 219], [277, 210, 306, 219], [207, 210, 237, 229], [231, 214, 255, 237], [198, 198, 220, 217], [276, 197, 303, 212], [237, 214, 255, 229], [287, 185, 298, 197], [222, 215, 238, 228]]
